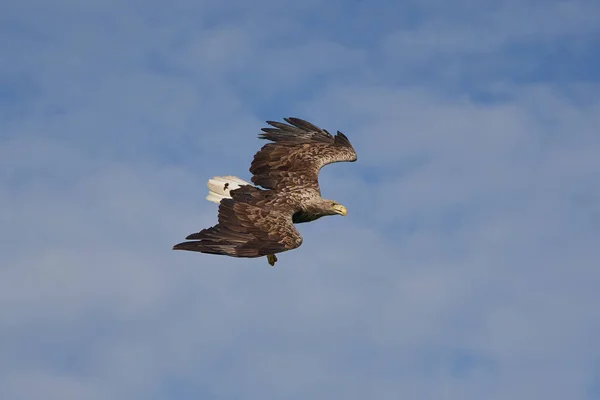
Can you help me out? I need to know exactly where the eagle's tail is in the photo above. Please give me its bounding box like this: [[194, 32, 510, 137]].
[[205, 176, 251, 204]]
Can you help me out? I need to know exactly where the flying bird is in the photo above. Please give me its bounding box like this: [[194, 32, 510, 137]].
[[172, 117, 357, 266]]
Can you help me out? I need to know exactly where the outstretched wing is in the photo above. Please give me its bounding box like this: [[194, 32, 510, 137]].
[[250, 117, 357, 191], [173, 186, 302, 258]]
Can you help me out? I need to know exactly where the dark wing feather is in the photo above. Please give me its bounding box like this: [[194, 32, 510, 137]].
[[173, 186, 302, 258], [250, 117, 357, 191]]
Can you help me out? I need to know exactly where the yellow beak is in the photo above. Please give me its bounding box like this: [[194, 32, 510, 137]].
[[333, 204, 347, 216]]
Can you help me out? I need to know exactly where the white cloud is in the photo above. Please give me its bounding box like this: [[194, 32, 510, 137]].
[[2, 0, 600, 398]]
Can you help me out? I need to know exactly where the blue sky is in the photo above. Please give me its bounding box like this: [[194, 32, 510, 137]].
[[2, 0, 600, 399]]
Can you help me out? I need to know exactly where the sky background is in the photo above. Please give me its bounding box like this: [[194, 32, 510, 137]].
[[2, 0, 600, 399]]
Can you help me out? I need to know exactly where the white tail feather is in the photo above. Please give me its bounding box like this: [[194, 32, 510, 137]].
[[206, 175, 252, 204]]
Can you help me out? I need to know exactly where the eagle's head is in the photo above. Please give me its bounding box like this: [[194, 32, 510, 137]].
[[328, 200, 347, 216]]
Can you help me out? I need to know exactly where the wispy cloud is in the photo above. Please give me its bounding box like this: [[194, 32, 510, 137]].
[[1, 0, 599, 399]]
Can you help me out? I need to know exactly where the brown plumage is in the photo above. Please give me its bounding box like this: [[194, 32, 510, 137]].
[[172, 117, 357, 266]]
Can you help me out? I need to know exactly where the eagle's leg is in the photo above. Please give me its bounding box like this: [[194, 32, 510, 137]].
[[267, 254, 278, 267]]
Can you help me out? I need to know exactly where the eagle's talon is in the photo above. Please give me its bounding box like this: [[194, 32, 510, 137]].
[[267, 254, 278, 266]]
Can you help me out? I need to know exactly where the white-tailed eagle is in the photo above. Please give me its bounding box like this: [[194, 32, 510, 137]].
[[173, 117, 357, 266]]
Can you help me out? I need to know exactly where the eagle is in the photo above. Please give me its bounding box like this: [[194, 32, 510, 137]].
[[172, 117, 357, 266]]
